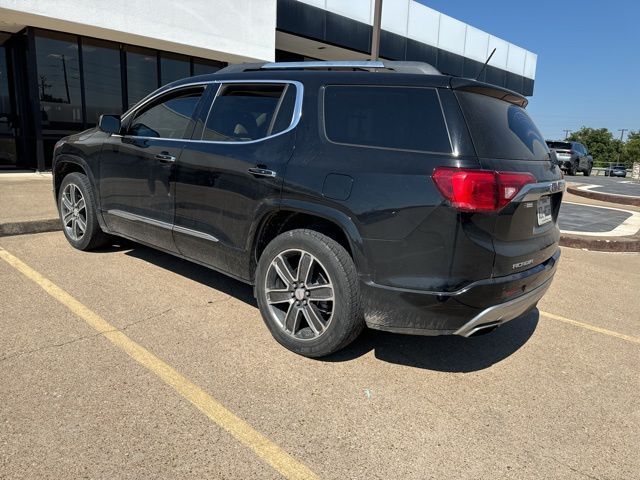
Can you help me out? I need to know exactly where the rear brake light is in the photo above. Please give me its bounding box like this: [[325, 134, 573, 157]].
[[432, 167, 536, 212]]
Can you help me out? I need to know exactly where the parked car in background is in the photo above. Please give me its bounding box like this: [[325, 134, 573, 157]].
[[52, 60, 563, 357], [604, 165, 627, 177], [546, 141, 593, 176]]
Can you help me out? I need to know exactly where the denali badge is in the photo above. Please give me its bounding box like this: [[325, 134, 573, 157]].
[[513, 259, 533, 269]]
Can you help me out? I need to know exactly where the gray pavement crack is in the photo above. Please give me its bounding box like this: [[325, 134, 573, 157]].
[[0, 306, 180, 365]]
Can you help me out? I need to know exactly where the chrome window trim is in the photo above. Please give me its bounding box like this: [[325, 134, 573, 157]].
[[107, 209, 219, 242], [199, 79, 303, 145], [121, 81, 212, 124], [115, 79, 303, 145]]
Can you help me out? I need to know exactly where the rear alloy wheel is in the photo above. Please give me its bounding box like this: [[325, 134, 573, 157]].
[[58, 172, 110, 250], [255, 229, 363, 357]]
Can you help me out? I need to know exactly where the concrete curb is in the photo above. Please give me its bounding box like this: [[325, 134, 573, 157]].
[[567, 185, 640, 207], [0, 219, 61, 237], [560, 233, 640, 252]]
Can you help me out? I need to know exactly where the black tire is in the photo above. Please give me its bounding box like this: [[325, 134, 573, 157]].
[[58, 172, 111, 251], [567, 161, 577, 176], [255, 229, 364, 358], [584, 164, 592, 176]]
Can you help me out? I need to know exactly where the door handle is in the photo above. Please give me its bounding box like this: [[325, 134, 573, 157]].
[[155, 153, 176, 163], [248, 167, 277, 178]]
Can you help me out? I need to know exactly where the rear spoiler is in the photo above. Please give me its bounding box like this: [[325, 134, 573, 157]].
[[449, 77, 528, 108]]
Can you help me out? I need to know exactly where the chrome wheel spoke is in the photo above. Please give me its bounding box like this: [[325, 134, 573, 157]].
[[62, 195, 73, 211], [273, 255, 296, 287], [297, 252, 313, 284], [63, 211, 74, 226], [76, 216, 87, 233], [307, 285, 333, 301], [76, 197, 85, 211], [284, 304, 300, 333], [266, 288, 293, 304], [302, 303, 325, 334], [72, 218, 79, 238]]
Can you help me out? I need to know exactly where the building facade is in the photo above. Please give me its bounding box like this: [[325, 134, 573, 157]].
[[0, 0, 537, 171]]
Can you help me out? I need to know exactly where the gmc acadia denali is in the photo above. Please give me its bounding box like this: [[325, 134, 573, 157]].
[[52, 60, 563, 357]]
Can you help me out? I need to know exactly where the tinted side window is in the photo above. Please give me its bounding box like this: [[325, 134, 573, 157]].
[[127, 87, 204, 139], [456, 90, 548, 161], [323, 86, 451, 153], [203, 83, 292, 142]]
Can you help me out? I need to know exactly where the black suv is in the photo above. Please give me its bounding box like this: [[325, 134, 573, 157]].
[[52, 60, 563, 357], [546, 140, 593, 176]]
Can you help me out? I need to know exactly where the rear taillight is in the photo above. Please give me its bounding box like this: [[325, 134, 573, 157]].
[[432, 167, 536, 212]]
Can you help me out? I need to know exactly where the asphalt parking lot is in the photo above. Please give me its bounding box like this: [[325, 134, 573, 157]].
[[1, 232, 639, 479], [571, 174, 640, 196]]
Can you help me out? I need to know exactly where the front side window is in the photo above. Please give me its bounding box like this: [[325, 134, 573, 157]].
[[126, 87, 204, 139], [323, 85, 451, 153], [202, 83, 295, 142]]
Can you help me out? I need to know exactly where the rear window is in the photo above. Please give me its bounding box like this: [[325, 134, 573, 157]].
[[323, 86, 451, 153], [456, 91, 549, 161], [546, 141, 571, 150]]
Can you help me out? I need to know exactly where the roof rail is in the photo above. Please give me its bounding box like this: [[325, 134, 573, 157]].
[[216, 60, 441, 76]]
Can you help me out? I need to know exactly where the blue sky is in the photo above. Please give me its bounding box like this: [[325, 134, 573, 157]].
[[417, 0, 640, 141]]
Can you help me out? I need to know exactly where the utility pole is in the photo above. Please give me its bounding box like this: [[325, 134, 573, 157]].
[[617, 128, 628, 165], [371, 0, 383, 60], [563, 129, 571, 140]]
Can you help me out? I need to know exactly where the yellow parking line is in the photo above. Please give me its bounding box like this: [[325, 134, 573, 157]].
[[0, 247, 318, 480], [540, 310, 640, 345]]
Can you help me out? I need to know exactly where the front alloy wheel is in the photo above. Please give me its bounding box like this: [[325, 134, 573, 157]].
[[60, 182, 87, 241], [264, 249, 335, 340]]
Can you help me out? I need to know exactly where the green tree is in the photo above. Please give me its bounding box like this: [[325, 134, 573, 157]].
[[623, 131, 640, 165], [567, 127, 619, 166]]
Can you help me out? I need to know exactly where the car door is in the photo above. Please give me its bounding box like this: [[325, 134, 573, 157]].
[[99, 84, 208, 251], [173, 80, 301, 279]]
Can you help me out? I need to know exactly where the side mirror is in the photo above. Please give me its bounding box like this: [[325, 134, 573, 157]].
[[98, 114, 121, 134]]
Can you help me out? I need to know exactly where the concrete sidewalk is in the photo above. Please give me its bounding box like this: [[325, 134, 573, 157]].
[[0, 172, 60, 236]]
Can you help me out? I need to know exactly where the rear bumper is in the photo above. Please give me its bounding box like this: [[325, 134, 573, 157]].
[[361, 249, 560, 335]]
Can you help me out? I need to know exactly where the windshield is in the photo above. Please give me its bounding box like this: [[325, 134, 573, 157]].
[[456, 91, 550, 161]]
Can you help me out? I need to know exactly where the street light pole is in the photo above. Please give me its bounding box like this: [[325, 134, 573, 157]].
[[563, 129, 571, 140], [371, 0, 383, 61], [617, 128, 628, 165]]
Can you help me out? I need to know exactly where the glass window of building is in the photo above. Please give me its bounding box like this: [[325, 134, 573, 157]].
[[81, 37, 123, 126], [34, 30, 82, 132], [126, 46, 157, 108], [0, 44, 17, 168], [160, 52, 190, 86], [193, 58, 223, 76]]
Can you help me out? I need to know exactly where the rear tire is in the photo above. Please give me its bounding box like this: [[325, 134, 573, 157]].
[[58, 172, 111, 251], [255, 229, 364, 358], [567, 161, 577, 176], [584, 164, 592, 176]]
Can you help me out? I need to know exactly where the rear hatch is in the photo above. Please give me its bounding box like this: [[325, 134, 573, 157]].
[[454, 86, 564, 277], [546, 141, 572, 159]]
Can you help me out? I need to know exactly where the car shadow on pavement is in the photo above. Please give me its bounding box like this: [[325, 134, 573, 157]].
[[325, 311, 539, 372], [103, 241, 538, 373], [109, 241, 258, 307]]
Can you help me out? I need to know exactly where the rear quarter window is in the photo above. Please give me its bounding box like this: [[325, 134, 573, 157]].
[[323, 85, 451, 153], [456, 90, 549, 161]]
